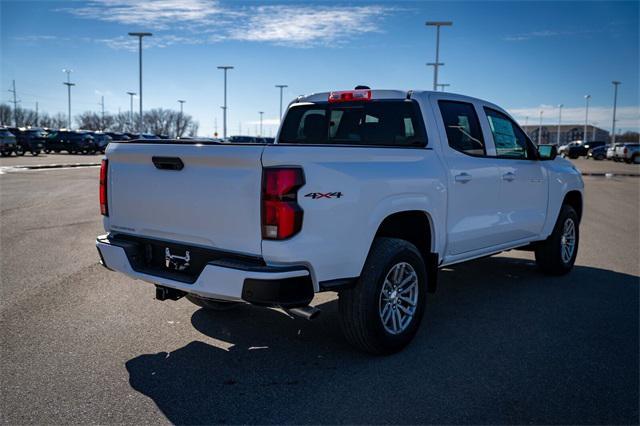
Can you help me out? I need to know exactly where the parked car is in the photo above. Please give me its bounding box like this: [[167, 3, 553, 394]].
[[104, 132, 131, 142], [228, 135, 264, 143], [45, 131, 96, 154], [610, 143, 628, 162], [587, 145, 607, 161], [12, 127, 46, 156], [91, 132, 113, 153], [573, 141, 607, 158], [96, 88, 584, 354], [559, 141, 588, 159], [606, 144, 620, 160], [0, 127, 20, 156], [615, 143, 640, 164]]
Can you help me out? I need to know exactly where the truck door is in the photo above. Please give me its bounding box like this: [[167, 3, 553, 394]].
[[435, 98, 505, 255], [482, 107, 548, 241]]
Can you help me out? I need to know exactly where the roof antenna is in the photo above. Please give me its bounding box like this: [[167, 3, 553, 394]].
[[354, 85, 370, 90]]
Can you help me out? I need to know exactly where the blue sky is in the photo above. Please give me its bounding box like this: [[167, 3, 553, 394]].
[[1, 0, 638, 137]]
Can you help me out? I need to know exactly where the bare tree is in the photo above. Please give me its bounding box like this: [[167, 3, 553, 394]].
[[0, 104, 12, 126]]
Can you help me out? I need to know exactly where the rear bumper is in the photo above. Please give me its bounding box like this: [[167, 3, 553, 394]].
[[96, 234, 314, 308]]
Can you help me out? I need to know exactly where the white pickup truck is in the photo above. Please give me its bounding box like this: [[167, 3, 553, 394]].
[[96, 88, 584, 354]]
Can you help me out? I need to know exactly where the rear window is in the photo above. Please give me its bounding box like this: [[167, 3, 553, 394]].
[[278, 100, 427, 147]]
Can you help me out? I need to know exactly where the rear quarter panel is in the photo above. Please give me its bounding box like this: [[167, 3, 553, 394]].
[[260, 145, 447, 287]]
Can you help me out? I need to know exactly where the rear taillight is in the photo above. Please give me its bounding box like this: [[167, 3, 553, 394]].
[[328, 89, 372, 103], [262, 168, 304, 240], [624, 148, 628, 154], [99, 159, 108, 216]]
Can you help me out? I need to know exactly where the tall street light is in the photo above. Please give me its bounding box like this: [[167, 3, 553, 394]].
[[177, 99, 186, 137], [126, 91, 136, 128], [556, 104, 563, 145], [275, 84, 288, 119], [128, 32, 152, 136], [584, 94, 591, 143], [426, 21, 452, 91], [62, 69, 75, 129], [611, 81, 621, 145], [538, 110, 544, 145], [217, 66, 234, 139], [259, 111, 264, 136]]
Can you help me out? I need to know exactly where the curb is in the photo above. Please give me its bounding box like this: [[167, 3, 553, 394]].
[[581, 172, 640, 178], [9, 163, 100, 170]]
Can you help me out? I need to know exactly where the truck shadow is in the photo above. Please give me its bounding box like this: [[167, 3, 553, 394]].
[[125, 257, 639, 425]]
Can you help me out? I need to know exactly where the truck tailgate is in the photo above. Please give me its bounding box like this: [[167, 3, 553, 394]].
[[106, 143, 265, 255]]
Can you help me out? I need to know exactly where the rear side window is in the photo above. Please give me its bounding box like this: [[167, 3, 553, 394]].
[[484, 108, 532, 159], [438, 101, 485, 156], [278, 100, 426, 147]]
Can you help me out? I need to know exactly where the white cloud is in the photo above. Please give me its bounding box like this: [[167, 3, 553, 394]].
[[93, 34, 205, 51], [508, 105, 640, 129], [60, 0, 228, 29], [504, 29, 600, 42], [54, 0, 393, 48], [228, 5, 390, 47]]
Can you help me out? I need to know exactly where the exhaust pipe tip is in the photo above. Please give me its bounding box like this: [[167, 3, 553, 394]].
[[286, 306, 321, 321]]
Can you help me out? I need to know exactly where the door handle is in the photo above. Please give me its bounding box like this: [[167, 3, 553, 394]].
[[502, 172, 516, 182], [152, 156, 184, 171], [454, 172, 472, 183]]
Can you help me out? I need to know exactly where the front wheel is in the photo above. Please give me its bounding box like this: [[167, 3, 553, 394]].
[[338, 238, 427, 355], [535, 204, 579, 275]]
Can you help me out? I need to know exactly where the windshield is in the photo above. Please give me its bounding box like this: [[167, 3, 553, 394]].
[[279, 100, 426, 147]]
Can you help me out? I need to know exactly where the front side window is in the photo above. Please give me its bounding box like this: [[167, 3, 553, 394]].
[[279, 100, 426, 147], [484, 108, 531, 159], [438, 101, 485, 156]]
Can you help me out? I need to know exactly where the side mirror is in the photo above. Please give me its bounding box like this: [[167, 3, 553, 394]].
[[538, 144, 557, 160]]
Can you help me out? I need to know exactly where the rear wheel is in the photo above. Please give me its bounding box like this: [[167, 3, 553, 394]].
[[535, 204, 579, 275], [338, 237, 427, 355], [185, 294, 242, 311], [633, 154, 640, 164]]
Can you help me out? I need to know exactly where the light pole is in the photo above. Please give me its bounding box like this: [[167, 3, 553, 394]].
[[556, 104, 563, 145], [177, 100, 186, 137], [128, 32, 152, 136], [584, 95, 591, 143], [62, 69, 75, 129], [275, 84, 288, 118], [436, 83, 450, 91], [426, 21, 452, 91], [611, 81, 621, 145], [538, 110, 544, 145], [217, 66, 234, 139], [259, 111, 264, 136]]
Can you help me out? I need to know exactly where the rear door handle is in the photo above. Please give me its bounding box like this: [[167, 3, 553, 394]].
[[152, 156, 184, 171], [502, 172, 516, 182], [454, 173, 472, 183]]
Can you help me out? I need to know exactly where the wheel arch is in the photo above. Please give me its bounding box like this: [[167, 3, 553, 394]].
[[366, 209, 439, 293], [563, 190, 583, 223]]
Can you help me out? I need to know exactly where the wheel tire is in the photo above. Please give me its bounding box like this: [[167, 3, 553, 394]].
[[16, 148, 24, 156], [0, 152, 8, 157], [338, 237, 427, 355], [31, 150, 40, 156], [44, 149, 50, 154], [633, 154, 640, 165], [535, 204, 579, 275], [185, 294, 241, 311]]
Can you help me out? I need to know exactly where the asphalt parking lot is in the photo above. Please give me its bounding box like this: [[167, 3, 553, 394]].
[[0, 154, 638, 424]]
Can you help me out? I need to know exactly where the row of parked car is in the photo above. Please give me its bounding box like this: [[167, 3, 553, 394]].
[[0, 127, 278, 157], [557, 140, 640, 164], [0, 127, 173, 157]]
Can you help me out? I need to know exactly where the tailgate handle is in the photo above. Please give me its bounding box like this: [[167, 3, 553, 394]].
[[152, 156, 184, 171]]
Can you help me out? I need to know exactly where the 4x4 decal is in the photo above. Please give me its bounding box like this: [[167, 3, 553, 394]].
[[304, 192, 343, 199]]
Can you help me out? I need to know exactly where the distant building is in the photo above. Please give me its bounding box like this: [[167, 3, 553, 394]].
[[521, 124, 610, 145]]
